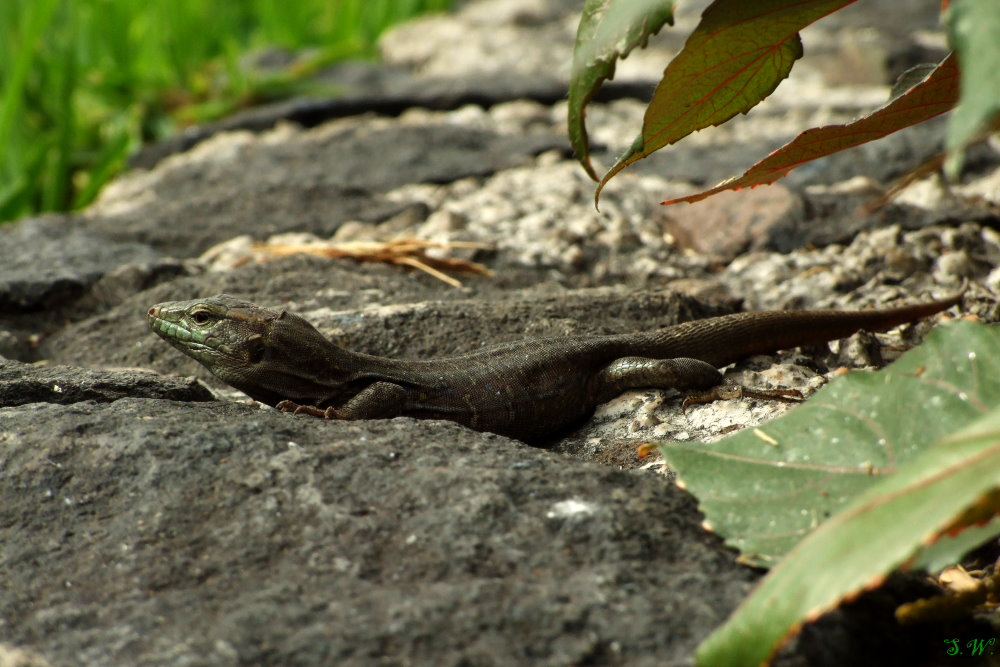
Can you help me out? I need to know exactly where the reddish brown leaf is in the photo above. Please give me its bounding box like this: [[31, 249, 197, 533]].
[[596, 0, 858, 204], [663, 53, 960, 206]]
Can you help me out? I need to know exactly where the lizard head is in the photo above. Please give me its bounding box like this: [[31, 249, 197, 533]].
[[147, 294, 340, 405], [147, 294, 275, 378]]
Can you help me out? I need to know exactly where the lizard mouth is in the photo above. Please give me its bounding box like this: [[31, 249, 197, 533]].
[[147, 311, 185, 341], [147, 311, 223, 360]]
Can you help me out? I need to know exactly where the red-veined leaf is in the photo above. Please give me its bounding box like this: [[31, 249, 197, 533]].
[[660, 317, 999, 567], [696, 407, 1000, 666], [596, 0, 859, 204], [663, 54, 960, 205], [568, 0, 677, 181]]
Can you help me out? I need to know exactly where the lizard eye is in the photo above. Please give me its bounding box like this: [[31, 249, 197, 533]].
[[190, 309, 212, 325]]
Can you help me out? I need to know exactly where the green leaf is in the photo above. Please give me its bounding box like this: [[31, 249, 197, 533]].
[[71, 130, 133, 210], [662, 54, 960, 206], [889, 63, 938, 101], [41, 10, 78, 213], [660, 319, 1000, 567], [695, 405, 1000, 666], [944, 0, 1000, 177], [568, 0, 677, 181], [0, 0, 453, 224], [912, 514, 1000, 574], [595, 0, 858, 204], [0, 0, 60, 186]]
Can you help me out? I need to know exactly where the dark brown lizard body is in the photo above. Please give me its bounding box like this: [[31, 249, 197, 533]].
[[147, 291, 961, 443]]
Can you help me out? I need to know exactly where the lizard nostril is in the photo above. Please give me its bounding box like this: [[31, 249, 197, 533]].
[[148, 306, 159, 317]]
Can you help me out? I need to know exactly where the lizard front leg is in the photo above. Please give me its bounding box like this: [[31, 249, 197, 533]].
[[594, 357, 801, 405], [277, 381, 410, 420]]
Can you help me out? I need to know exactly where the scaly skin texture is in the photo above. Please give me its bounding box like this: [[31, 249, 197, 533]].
[[147, 291, 962, 443]]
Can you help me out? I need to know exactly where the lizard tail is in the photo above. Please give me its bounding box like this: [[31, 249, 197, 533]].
[[639, 285, 965, 368]]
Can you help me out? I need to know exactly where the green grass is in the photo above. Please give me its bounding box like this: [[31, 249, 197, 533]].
[[0, 0, 453, 224]]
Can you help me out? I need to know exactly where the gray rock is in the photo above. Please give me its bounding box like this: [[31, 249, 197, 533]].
[[86, 122, 567, 258], [0, 358, 213, 408], [0, 216, 167, 314], [0, 399, 755, 666]]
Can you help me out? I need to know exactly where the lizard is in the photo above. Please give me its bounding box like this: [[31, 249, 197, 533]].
[[147, 289, 962, 443]]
